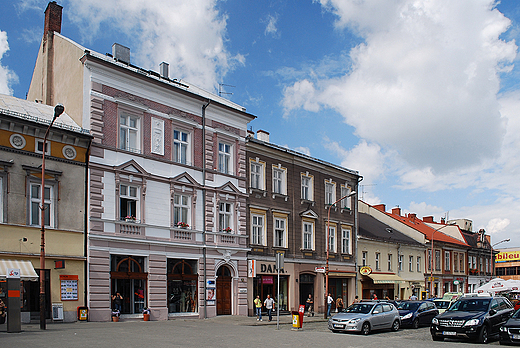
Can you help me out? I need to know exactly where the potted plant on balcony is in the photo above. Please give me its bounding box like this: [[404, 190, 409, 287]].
[[125, 215, 136, 222], [176, 221, 189, 229], [143, 308, 150, 321], [223, 227, 232, 233], [112, 309, 120, 322]]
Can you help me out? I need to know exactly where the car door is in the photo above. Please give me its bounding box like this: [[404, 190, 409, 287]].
[[417, 302, 428, 325], [489, 298, 502, 334], [371, 304, 385, 329], [382, 304, 395, 328], [428, 302, 439, 323]]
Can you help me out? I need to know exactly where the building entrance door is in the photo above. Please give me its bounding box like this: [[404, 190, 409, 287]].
[[216, 265, 232, 315]]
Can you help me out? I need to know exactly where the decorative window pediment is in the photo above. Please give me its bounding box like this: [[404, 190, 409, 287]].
[[300, 209, 319, 219]]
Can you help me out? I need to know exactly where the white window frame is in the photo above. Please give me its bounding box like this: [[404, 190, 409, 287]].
[[328, 225, 336, 253], [325, 180, 336, 205], [409, 255, 413, 272], [29, 182, 54, 227], [249, 159, 265, 190], [375, 252, 380, 270], [341, 227, 351, 254], [274, 216, 287, 248], [174, 193, 190, 227], [454, 252, 459, 272], [445, 251, 451, 271], [35, 139, 51, 155], [388, 254, 392, 271], [119, 113, 140, 153], [417, 256, 421, 272], [435, 250, 441, 271], [173, 129, 190, 165], [272, 166, 287, 195], [301, 173, 313, 201], [251, 213, 265, 245], [302, 221, 314, 250], [362, 251, 367, 266], [219, 202, 233, 232], [341, 185, 352, 209], [460, 253, 465, 273], [398, 254, 403, 271], [120, 183, 140, 221], [218, 142, 233, 175]]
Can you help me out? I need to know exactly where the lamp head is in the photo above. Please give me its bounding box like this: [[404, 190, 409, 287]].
[[349, 191, 357, 197], [54, 104, 65, 119]]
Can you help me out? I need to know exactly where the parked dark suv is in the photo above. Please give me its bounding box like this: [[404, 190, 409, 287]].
[[398, 300, 439, 328], [430, 295, 514, 343]]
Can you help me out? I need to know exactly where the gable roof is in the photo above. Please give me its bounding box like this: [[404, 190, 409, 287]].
[[359, 213, 424, 247]]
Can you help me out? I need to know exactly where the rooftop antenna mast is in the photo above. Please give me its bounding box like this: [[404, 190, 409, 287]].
[[219, 83, 235, 97], [360, 184, 376, 201]]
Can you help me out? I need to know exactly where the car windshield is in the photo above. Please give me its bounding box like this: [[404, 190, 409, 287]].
[[448, 299, 490, 312], [512, 309, 520, 319], [398, 302, 420, 311], [434, 301, 450, 309], [345, 304, 373, 314]]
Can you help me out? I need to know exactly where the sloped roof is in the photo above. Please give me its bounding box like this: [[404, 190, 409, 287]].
[[359, 213, 424, 247]]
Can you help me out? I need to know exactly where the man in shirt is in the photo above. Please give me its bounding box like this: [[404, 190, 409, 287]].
[[254, 295, 262, 321], [327, 293, 334, 318], [306, 294, 314, 317], [264, 294, 275, 322]]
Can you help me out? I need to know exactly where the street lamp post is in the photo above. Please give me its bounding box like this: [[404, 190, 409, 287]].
[[429, 223, 455, 299], [491, 239, 510, 278], [325, 191, 356, 319], [40, 104, 64, 330]]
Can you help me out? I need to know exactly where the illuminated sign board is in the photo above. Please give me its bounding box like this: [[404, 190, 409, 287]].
[[496, 251, 520, 263]]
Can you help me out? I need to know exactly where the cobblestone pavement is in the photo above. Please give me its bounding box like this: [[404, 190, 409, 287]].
[[0, 314, 500, 348]]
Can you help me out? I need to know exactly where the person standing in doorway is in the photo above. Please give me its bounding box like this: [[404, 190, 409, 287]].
[[254, 295, 262, 321], [352, 295, 360, 304], [336, 297, 344, 312], [264, 294, 275, 322], [327, 293, 334, 318], [112, 292, 123, 312], [306, 294, 314, 317]]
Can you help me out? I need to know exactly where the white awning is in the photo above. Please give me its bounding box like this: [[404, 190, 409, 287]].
[[0, 259, 39, 281], [367, 273, 405, 284]]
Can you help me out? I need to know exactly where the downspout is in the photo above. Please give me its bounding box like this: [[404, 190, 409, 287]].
[[354, 176, 362, 298], [202, 99, 211, 319], [84, 137, 92, 310]]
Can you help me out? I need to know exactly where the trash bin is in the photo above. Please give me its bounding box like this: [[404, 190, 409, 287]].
[[77, 306, 88, 321], [292, 311, 301, 328]]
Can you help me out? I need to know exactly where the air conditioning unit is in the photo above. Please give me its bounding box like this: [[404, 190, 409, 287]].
[[52, 303, 64, 321]]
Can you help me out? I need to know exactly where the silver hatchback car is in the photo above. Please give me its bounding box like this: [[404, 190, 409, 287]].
[[328, 301, 401, 335]]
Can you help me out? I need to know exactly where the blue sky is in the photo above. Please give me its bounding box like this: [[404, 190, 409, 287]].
[[1, 0, 520, 248]]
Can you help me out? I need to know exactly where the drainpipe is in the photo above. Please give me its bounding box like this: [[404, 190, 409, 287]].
[[354, 177, 362, 298], [84, 137, 92, 310], [202, 100, 211, 319]]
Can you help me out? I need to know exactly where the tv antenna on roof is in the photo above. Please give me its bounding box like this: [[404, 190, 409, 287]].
[[219, 83, 235, 97], [360, 184, 377, 201]]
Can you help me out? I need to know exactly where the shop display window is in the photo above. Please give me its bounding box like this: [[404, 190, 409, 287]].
[[167, 259, 198, 314]]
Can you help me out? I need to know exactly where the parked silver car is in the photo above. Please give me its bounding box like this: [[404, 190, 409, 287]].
[[328, 301, 401, 335]]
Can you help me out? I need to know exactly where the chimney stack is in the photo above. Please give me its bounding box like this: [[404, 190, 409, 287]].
[[44, 1, 63, 35], [160, 62, 169, 78], [112, 43, 131, 64], [256, 130, 270, 143], [373, 204, 386, 212], [391, 207, 401, 216], [423, 216, 434, 223]]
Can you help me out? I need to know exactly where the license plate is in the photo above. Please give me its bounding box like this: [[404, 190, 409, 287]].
[[512, 334, 520, 340], [443, 331, 457, 336], [333, 324, 345, 329]]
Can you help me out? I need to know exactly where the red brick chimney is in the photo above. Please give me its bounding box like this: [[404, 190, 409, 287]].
[[423, 216, 434, 223], [373, 204, 386, 212], [44, 1, 63, 35], [391, 207, 401, 216]]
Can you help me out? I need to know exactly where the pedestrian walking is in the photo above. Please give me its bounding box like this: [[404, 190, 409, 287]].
[[254, 295, 262, 321], [372, 293, 378, 300], [0, 298, 6, 325], [352, 295, 360, 304], [327, 293, 333, 318], [306, 294, 314, 317], [264, 294, 275, 322], [336, 297, 344, 312], [112, 292, 123, 312]]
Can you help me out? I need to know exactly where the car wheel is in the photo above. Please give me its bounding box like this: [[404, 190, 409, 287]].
[[477, 325, 489, 344], [391, 319, 400, 331], [331, 330, 339, 333], [432, 335, 444, 341], [412, 318, 419, 329], [361, 322, 370, 335]]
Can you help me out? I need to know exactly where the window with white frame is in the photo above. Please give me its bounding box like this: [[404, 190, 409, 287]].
[[479, 257, 483, 272], [174, 194, 190, 226], [218, 142, 232, 174], [119, 114, 140, 153], [325, 180, 336, 205], [251, 213, 265, 245], [417, 256, 421, 272], [274, 216, 287, 248], [302, 221, 314, 250], [328, 225, 336, 252], [120, 184, 139, 221], [409, 255, 414, 272], [427, 249, 432, 271], [250, 160, 264, 190], [398, 254, 403, 271], [341, 227, 351, 254], [301, 174, 313, 201], [445, 251, 451, 271], [388, 254, 392, 271], [219, 202, 233, 232], [30, 183, 54, 227], [435, 250, 441, 271], [35, 139, 51, 155], [459, 253, 464, 272], [486, 258, 489, 273], [272, 166, 286, 195], [454, 253, 459, 272], [375, 252, 380, 270], [362, 251, 367, 266], [173, 130, 189, 164], [341, 185, 352, 209]]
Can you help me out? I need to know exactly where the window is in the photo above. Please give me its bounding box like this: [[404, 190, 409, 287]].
[[459, 253, 464, 273], [328, 225, 336, 252], [272, 166, 286, 195], [219, 202, 233, 232], [427, 249, 432, 271], [445, 251, 450, 271], [388, 254, 392, 271], [218, 142, 232, 174], [301, 174, 313, 201], [0, 176, 3, 222], [274, 217, 287, 248], [251, 214, 264, 245], [362, 251, 367, 266], [302, 221, 314, 250], [119, 114, 140, 153], [375, 253, 380, 270], [35, 139, 51, 155], [120, 184, 139, 221], [250, 160, 264, 190], [486, 258, 490, 273], [174, 194, 190, 226], [341, 228, 351, 254], [398, 254, 403, 271], [409, 255, 413, 272], [341, 186, 352, 209], [435, 250, 441, 271], [479, 257, 483, 272], [454, 252, 459, 272], [173, 130, 189, 164], [325, 180, 336, 205], [417, 256, 421, 272], [30, 183, 53, 226]]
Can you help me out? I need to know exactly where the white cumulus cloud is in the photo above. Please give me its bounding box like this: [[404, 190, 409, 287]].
[[0, 30, 18, 95]]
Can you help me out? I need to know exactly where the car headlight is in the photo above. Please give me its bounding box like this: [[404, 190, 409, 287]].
[[500, 326, 508, 332], [349, 318, 361, 324], [432, 318, 439, 325], [464, 319, 480, 327], [402, 313, 413, 320]]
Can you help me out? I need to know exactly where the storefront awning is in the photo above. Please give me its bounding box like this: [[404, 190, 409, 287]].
[[329, 272, 356, 277], [0, 259, 39, 281], [367, 273, 405, 284]]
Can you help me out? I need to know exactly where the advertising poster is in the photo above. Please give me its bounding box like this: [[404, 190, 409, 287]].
[[207, 280, 216, 304]]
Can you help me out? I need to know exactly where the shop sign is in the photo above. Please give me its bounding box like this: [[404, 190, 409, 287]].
[[248, 260, 257, 278], [453, 280, 460, 285], [496, 251, 520, 263], [315, 267, 325, 273], [6, 268, 20, 278], [259, 263, 286, 274], [359, 266, 372, 276], [262, 276, 274, 284]]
